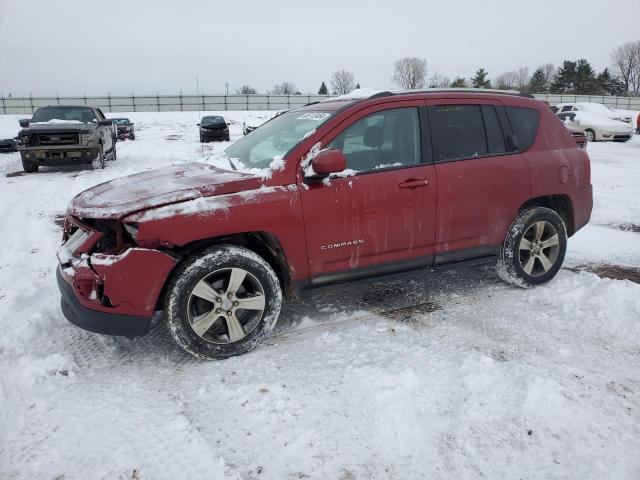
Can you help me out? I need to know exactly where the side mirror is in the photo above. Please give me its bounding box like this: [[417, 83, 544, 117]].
[[305, 149, 347, 183], [506, 134, 519, 152], [98, 120, 113, 127], [197, 123, 201, 127], [19, 118, 30, 128], [129, 122, 134, 126]]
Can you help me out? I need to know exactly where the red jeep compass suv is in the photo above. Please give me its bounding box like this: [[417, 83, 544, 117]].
[[57, 90, 593, 359]]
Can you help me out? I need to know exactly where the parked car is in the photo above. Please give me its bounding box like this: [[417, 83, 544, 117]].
[[0, 137, 17, 154], [552, 102, 634, 128], [636, 113, 640, 135], [112, 118, 135, 141], [17, 106, 116, 172], [557, 111, 632, 142], [57, 89, 592, 359], [198, 115, 229, 142], [243, 114, 269, 135]]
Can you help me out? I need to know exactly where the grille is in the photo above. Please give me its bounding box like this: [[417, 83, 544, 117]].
[[37, 132, 78, 145]]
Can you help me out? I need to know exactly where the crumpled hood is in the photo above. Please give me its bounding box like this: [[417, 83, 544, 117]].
[[69, 162, 263, 220]]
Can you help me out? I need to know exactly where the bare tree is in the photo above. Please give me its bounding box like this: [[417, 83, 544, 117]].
[[495, 71, 519, 89], [516, 67, 530, 90], [270, 81, 298, 95], [237, 85, 257, 94], [330, 70, 356, 95], [392, 57, 427, 90], [611, 41, 639, 92], [427, 73, 450, 88], [541, 63, 556, 84]]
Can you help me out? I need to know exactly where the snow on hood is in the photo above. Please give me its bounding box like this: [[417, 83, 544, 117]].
[[30, 119, 87, 125], [244, 114, 269, 128], [69, 162, 264, 220]]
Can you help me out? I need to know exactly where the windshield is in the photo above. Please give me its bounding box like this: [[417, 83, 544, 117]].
[[224, 111, 334, 169], [202, 116, 225, 125], [113, 119, 130, 126], [31, 107, 96, 123]]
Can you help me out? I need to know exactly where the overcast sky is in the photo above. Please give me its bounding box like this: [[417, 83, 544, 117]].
[[1, 0, 638, 96]]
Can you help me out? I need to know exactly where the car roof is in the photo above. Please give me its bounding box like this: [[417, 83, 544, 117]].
[[296, 88, 538, 113]]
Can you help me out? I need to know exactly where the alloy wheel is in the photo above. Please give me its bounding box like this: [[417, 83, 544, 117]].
[[187, 267, 266, 344], [518, 220, 561, 277]]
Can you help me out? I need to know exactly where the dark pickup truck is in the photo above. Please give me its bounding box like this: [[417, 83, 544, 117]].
[[17, 105, 116, 173]]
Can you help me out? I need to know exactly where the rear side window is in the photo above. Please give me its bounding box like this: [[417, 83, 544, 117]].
[[481, 106, 506, 154], [505, 106, 540, 151], [432, 105, 487, 161], [561, 105, 573, 112]]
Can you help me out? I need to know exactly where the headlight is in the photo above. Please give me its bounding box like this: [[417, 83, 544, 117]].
[[80, 133, 96, 144]]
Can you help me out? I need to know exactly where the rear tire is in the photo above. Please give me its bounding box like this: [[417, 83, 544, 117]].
[[165, 245, 282, 360], [22, 158, 39, 173], [225, 134, 230, 141], [497, 207, 567, 288]]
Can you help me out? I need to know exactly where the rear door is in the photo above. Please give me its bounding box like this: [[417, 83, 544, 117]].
[[429, 100, 532, 262], [299, 103, 437, 282]]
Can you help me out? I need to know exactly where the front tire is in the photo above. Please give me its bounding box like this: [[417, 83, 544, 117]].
[[497, 207, 567, 288], [21, 158, 39, 173], [584, 129, 596, 142], [165, 245, 282, 360], [91, 144, 105, 169]]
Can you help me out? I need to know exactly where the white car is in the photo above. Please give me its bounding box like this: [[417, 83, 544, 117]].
[[552, 102, 633, 128], [242, 114, 269, 135], [557, 111, 632, 142]]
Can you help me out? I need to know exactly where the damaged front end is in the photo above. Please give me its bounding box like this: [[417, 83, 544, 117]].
[[57, 215, 177, 336]]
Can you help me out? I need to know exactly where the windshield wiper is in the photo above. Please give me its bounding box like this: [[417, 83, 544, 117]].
[[228, 158, 237, 171]]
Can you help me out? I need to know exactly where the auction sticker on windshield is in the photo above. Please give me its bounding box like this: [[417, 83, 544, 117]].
[[297, 112, 331, 121]]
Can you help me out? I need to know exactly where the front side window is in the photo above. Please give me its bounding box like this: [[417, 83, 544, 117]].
[[432, 105, 487, 161], [328, 107, 421, 172]]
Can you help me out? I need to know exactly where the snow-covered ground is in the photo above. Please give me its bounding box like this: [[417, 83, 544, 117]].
[[0, 112, 639, 479]]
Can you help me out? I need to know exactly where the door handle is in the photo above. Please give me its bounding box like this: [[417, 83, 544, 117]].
[[398, 178, 429, 189]]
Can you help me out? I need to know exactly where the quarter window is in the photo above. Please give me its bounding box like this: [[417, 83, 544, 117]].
[[505, 106, 540, 151], [328, 107, 421, 172], [432, 105, 487, 161]]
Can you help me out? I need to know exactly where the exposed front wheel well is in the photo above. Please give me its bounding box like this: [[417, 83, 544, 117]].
[[158, 232, 296, 309], [518, 195, 575, 236]]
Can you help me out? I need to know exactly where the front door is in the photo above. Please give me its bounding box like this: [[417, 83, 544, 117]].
[[299, 105, 437, 282]]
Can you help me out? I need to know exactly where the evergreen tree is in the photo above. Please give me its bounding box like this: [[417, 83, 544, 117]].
[[550, 60, 577, 93], [574, 59, 599, 94], [318, 81, 329, 95], [471, 68, 491, 88], [528, 68, 548, 93], [450, 77, 468, 88], [597, 68, 627, 96], [355, 83, 361, 89]]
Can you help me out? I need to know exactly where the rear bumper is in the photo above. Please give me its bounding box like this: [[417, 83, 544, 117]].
[[57, 267, 151, 336], [572, 184, 593, 234]]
